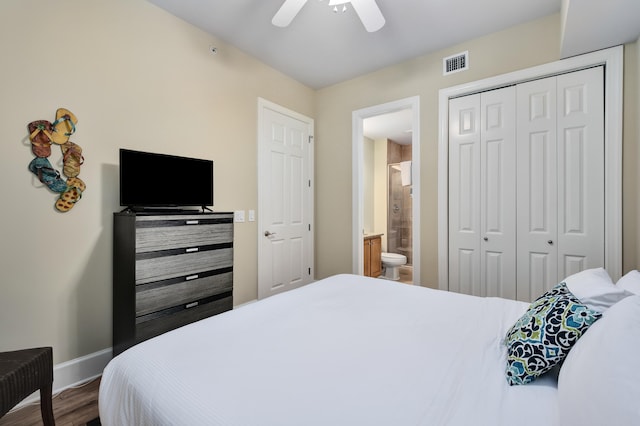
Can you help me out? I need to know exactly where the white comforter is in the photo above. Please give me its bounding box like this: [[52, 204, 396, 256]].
[[99, 274, 558, 425]]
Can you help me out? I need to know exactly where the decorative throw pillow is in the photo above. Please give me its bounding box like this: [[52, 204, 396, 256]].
[[505, 282, 602, 385]]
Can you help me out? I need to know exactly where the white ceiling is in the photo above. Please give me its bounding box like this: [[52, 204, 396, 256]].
[[363, 108, 413, 145], [146, 0, 562, 89], [145, 0, 640, 143], [560, 0, 640, 58]]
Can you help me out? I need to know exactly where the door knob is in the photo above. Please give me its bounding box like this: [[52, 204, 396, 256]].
[[547, 240, 553, 245], [264, 230, 277, 237], [483, 237, 488, 241]]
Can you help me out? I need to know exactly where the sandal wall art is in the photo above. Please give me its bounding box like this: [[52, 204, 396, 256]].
[[27, 108, 86, 212]]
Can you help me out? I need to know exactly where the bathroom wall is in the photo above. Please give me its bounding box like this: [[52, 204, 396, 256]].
[[363, 136, 375, 234], [386, 141, 412, 264], [362, 137, 389, 247], [373, 138, 388, 249]]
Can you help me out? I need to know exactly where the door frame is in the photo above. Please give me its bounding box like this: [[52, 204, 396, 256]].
[[257, 98, 315, 299], [352, 96, 421, 285], [437, 46, 623, 291]]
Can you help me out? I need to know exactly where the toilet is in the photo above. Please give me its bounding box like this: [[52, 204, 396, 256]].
[[381, 252, 407, 280]]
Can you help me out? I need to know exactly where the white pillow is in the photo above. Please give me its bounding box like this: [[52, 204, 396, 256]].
[[563, 267, 629, 312], [558, 295, 640, 425], [616, 270, 640, 295]]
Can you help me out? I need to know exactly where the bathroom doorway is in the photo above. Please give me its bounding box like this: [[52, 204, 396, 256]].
[[352, 97, 420, 285]]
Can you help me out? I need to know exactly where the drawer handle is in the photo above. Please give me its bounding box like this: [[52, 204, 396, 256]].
[[186, 220, 199, 225], [186, 247, 199, 253], [186, 274, 199, 281], [185, 301, 199, 309]]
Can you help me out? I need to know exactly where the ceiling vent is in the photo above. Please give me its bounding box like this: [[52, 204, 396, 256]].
[[443, 51, 469, 75]]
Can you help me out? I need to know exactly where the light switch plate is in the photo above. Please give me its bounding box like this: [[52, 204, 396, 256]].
[[248, 210, 255, 222], [234, 210, 245, 223]]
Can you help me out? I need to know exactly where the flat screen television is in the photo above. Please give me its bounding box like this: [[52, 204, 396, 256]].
[[119, 149, 213, 210]]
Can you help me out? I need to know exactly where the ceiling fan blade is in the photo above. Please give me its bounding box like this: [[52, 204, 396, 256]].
[[272, 0, 308, 27], [350, 0, 385, 32]]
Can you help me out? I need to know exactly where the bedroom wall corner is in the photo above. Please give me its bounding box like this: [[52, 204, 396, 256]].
[[625, 37, 640, 271], [623, 38, 640, 271], [637, 37, 640, 270], [0, 0, 314, 369]]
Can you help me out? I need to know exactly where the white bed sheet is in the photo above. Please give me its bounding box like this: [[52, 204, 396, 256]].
[[99, 274, 558, 425]]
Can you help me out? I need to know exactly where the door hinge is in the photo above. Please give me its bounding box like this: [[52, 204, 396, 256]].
[[308, 179, 311, 187], [308, 224, 311, 231], [308, 135, 314, 144], [308, 267, 311, 275]]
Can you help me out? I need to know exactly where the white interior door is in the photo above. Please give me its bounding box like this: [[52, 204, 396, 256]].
[[448, 94, 481, 295], [258, 99, 314, 299], [555, 67, 605, 279], [516, 67, 604, 301], [449, 87, 516, 298], [516, 76, 559, 301], [480, 86, 516, 299]]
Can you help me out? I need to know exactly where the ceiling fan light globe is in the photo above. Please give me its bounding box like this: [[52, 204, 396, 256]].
[[273, 0, 385, 32]]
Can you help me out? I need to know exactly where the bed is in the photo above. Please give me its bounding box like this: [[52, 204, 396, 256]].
[[99, 272, 640, 425]]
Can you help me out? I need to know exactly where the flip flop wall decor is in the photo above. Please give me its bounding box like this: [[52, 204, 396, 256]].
[[26, 108, 86, 212]]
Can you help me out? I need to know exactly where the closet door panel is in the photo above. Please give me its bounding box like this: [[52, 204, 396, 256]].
[[516, 77, 558, 301], [480, 87, 516, 299], [449, 95, 481, 295], [556, 67, 605, 278], [528, 252, 552, 302]]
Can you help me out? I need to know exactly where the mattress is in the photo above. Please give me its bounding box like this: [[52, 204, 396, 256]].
[[99, 274, 558, 425]]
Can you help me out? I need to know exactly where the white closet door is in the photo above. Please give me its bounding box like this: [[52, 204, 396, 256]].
[[517, 66, 604, 301], [556, 67, 605, 278], [480, 87, 516, 298], [449, 94, 481, 296], [449, 87, 516, 298], [516, 77, 559, 302]]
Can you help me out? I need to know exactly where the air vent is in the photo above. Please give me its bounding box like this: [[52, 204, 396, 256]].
[[443, 51, 469, 75]]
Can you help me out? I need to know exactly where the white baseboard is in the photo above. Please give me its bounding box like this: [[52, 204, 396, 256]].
[[234, 299, 258, 309], [13, 347, 112, 411]]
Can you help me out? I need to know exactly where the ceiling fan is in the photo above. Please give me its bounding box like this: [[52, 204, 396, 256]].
[[273, 0, 385, 33]]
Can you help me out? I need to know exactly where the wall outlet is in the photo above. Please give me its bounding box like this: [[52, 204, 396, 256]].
[[234, 210, 245, 223]]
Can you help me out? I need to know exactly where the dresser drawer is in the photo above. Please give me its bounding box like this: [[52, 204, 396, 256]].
[[113, 211, 235, 357], [135, 294, 233, 343], [136, 271, 233, 316], [135, 247, 233, 284], [135, 216, 233, 253]]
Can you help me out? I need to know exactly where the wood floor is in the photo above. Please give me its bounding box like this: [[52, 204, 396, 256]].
[[0, 377, 100, 426]]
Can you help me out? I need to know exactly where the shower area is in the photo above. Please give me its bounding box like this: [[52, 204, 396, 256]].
[[387, 162, 412, 265]]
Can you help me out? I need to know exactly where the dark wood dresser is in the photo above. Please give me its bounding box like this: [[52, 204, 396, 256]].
[[112, 211, 234, 356]]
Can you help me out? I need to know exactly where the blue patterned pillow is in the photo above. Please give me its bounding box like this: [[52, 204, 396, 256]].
[[505, 282, 602, 385]]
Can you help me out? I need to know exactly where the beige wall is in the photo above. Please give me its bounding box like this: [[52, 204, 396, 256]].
[[363, 137, 374, 233], [373, 139, 388, 250], [315, 13, 640, 287], [622, 40, 637, 270], [637, 37, 640, 268], [0, 0, 314, 364], [625, 37, 640, 269]]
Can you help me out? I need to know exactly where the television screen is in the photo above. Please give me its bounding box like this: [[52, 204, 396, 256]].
[[119, 149, 213, 208]]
